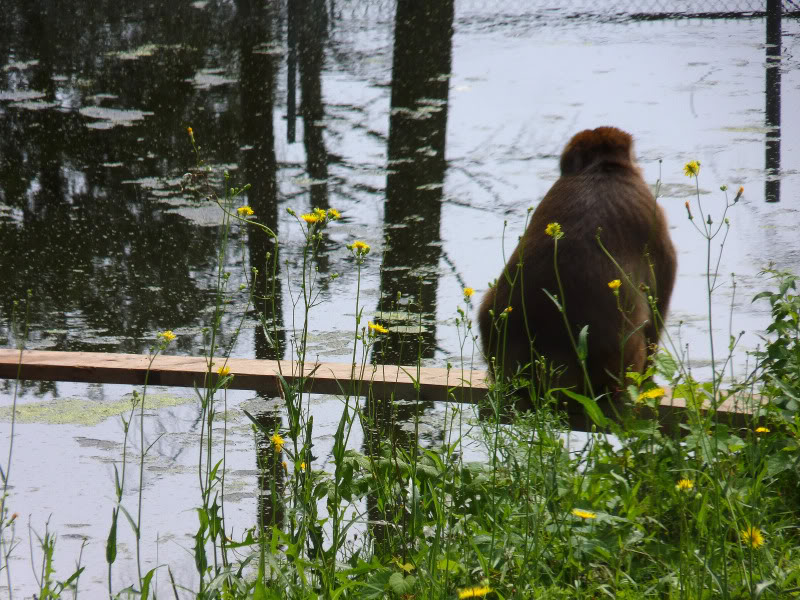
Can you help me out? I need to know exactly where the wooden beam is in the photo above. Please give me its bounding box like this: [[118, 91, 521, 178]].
[[0, 350, 763, 432], [0, 349, 486, 404]]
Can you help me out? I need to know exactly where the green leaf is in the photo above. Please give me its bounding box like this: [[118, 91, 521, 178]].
[[140, 566, 158, 599], [577, 325, 589, 361], [209, 458, 224, 481], [59, 565, 85, 589], [253, 580, 269, 600], [118, 504, 139, 537], [113, 464, 121, 498], [543, 288, 563, 312], [194, 523, 207, 575], [197, 506, 209, 531], [436, 558, 463, 574], [106, 508, 118, 565], [361, 569, 393, 600], [766, 452, 794, 477], [654, 350, 678, 380], [562, 389, 609, 428], [388, 572, 416, 596]]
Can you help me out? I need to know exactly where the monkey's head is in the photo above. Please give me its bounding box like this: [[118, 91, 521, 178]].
[[559, 126, 635, 176]]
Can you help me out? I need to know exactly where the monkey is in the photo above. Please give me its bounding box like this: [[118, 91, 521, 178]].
[[477, 126, 677, 404]]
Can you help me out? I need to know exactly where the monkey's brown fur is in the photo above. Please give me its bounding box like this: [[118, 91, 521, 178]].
[[478, 126, 677, 397]]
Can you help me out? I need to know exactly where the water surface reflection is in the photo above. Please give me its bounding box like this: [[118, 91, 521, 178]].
[[1, 1, 799, 595]]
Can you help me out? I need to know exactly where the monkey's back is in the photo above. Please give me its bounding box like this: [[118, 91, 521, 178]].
[[479, 163, 674, 393]]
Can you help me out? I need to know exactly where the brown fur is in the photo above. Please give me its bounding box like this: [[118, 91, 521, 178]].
[[478, 127, 677, 396]]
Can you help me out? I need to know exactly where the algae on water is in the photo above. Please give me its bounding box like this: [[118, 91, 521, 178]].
[[0, 393, 194, 426]]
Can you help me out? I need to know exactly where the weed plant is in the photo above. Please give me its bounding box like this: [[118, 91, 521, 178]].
[[2, 139, 799, 599]]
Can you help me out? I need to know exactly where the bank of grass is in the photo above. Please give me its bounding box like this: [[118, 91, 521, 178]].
[[2, 142, 800, 599]]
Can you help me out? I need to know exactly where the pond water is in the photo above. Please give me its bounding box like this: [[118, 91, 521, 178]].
[[1, 0, 799, 596]]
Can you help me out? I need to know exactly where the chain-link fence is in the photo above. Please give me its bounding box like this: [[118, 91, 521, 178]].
[[331, 0, 799, 20]]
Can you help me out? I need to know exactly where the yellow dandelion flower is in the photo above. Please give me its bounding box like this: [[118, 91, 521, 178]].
[[755, 426, 770, 433], [607, 279, 621, 290], [503, 306, 513, 314], [271, 432, 285, 453], [301, 213, 321, 224], [237, 205, 254, 216], [187, 126, 194, 137], [741, 526, 764, 549], [217, 365, 231, 377], [158, 330, 177, 342], [350, 240, 370, 255], [676, 478, 694, 491], [327, 208, 341, 220], [683, 160, 701, 177], [458, 586, 492, 599], [463, 287, 475, 298], [637, 387, 666, 402], [313, 207, 327, 220], [545, 222, 563, 238], [300, 462, 306, 471], [368, 322, 389, 334], [571, 508, 597, 520]]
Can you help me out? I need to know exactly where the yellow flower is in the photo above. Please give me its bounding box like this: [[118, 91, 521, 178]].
[[271, 432, 285, 453], [463, 287, 475, 299], [350, 240, 370, 255], [637, 387, 666, 403], [741, 526, 764, 549], [503, 306, 513, 314], [313, 207, 327, 221], [683, 160, 701, 177], [217, 365, 231, 377], [301, 213, 321, 224], [327, 208, 341, 220], [458, 586, 492, 599], [237, 205, 254, 216], [300, 462, 306, 471], [571, 508, 597, 519], [755, 426, 770, 433], [676, 478, 694, 491], [545, 222, 563, 238], [187, 126, 194, 137], [368, 322, 389, 334], [607, 279, 621, 290], [158, 330, 176, 342]]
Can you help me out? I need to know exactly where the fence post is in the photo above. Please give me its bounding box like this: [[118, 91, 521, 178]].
[[765, 0, 782, 203]]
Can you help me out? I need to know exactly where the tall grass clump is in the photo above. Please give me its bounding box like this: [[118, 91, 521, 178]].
[[3, 137, 800, 599]]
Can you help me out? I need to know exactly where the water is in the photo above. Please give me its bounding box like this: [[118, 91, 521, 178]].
[[1, 1, 799, 596]]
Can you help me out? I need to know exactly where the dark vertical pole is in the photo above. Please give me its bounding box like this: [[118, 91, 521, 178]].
[[287, 0, 297, 143], [765, 0, 781, 203]]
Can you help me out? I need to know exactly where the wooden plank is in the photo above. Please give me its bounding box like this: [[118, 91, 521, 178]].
[[0, 349, 487, 404], [0, 350, 764, 432]]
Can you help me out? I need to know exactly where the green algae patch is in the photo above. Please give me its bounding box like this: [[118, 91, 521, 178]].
[[0, 393, 194, 426]]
